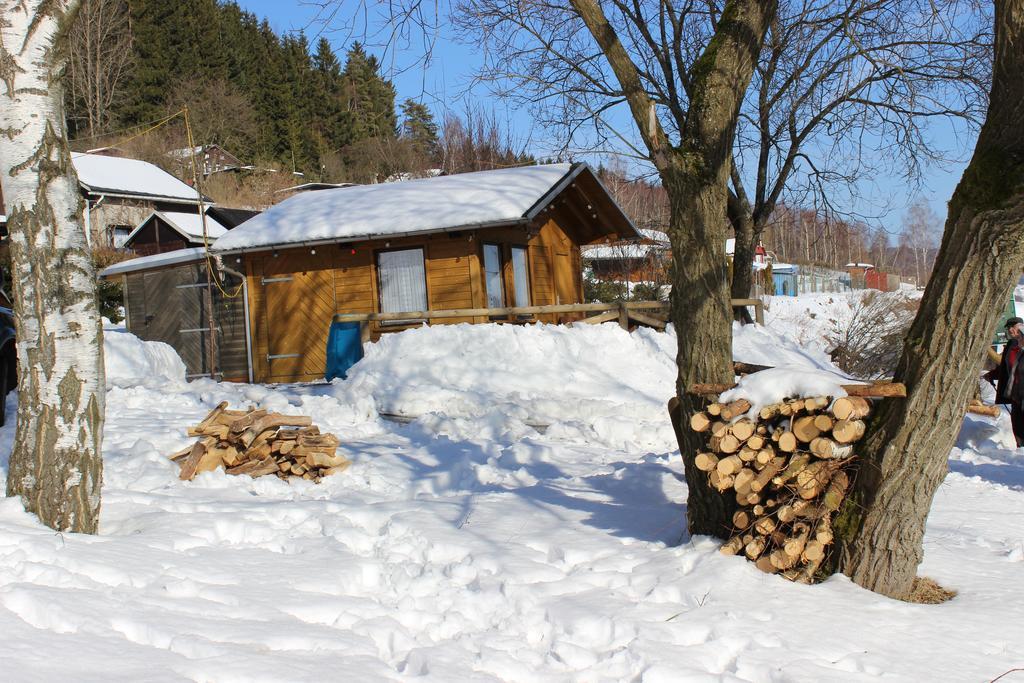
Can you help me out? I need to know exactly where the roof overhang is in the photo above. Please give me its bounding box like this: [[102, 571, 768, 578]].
[[213, 218, 530, 257], [99, 247, 208, 279], [80, 185, 215, 206]]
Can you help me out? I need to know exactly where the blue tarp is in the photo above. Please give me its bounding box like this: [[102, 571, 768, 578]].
[[325, 322, 364, 381]]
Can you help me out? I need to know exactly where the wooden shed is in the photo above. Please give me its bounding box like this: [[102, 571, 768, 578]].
[[213, 162, 638, 383], [123, 206, 259, 256], [101, 249, 251, 382]]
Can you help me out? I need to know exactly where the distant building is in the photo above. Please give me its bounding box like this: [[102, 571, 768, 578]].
[[73, 152, 213, 249], [583, 229, 671, 282], [168, 144, 243, 177], [122, 206, 258, 256]]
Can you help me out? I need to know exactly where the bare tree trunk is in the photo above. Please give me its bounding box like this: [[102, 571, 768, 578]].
[[833, 0, 1024, 599], [0, 0, 105, 534], [570, 0, 775, 537], [668, 173, 740, 535]]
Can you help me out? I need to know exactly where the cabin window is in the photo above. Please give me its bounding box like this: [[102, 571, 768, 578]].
[[483, 243, 504, 308], [377, 248, 427, 321], [108, 224, 132, 249], [511, 245, 531, 307]]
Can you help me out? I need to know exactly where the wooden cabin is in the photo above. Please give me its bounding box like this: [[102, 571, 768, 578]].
[[100, 249, 250, 382], [213, 162, 638, 383]]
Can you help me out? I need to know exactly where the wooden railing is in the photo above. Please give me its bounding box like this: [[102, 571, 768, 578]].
[[333, 298, 764, 330]]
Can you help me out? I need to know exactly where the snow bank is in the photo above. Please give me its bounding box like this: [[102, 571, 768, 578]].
[[330, 321, 843, 451], [0, 295, 1022, 681], [103, 326, 186, 389]]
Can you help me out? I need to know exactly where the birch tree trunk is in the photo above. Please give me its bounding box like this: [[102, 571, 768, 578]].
[[0, 0, 105, 534], [832, 0, 1024, 599]]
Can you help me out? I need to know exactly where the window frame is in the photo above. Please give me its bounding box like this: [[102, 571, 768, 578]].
[[375, 246, 429, 326]]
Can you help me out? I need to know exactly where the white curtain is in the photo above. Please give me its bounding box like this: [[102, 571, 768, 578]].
[[378, 248, 427, 313], [511, 246, 530, 306], [483, 244, 504, 307]]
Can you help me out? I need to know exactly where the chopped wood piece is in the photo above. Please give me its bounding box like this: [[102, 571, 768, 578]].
[[709, 470, 735, 492], [751, 456, 786, 492], [832, 419, 866, 444], [707, 402, 724, 416], [966, 402, 1001, 417], [777, 431, 798, 452], [720, 536, 744, 555], [744, 536, 767, 560], [809, 437, 854, 459], [813, 414, 834, 432], [832, 396, 871, 420], [695, 452, 719, 472], [733, 510, 752, 529], [738, 446, 758, 462], [802, 540, 825, 562], [717, 434, 741, 454], [803, 396, 829, 412], [721, 399, 752, 420], [773, 453, 812, 487], [792, 416, 821, 443], [716, 455, 744, 476], [753, 516, 776, 535], [755, 556, 778, 574], [690, 412, 712, 432], [731, 420, 756, 441], [745, 434, 765, 451]]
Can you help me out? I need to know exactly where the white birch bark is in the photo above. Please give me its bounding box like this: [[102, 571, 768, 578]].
[[0, 0, 105, 533]]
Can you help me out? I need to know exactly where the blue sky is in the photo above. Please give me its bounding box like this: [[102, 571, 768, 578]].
[[237, 0, 975, 236]]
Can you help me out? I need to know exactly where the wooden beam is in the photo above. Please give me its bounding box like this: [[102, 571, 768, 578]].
[[575, 311, 619, 325], [628, 310, 666, 329], [688, 382, 908, 398], [335, 299, 757, 323]]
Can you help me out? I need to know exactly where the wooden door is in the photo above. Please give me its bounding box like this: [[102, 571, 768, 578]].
[[261, 252, 335, 382], [175, 266, 214, 379]]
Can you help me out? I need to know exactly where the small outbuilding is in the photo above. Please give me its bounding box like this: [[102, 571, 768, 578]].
[[101, 248, 251, 382], [212, 162, 638, 383], [122, 206, 259, 255]]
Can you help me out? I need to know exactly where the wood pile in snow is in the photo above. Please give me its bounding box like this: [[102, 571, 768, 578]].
[[690, 394, 875, 582], [169, 402, 349, 482]]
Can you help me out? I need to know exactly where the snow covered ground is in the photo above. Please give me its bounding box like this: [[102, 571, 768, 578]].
[[1, 295, 1023, 681]]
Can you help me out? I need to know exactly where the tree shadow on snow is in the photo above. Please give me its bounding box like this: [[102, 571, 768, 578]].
[[948, 456, 1024, 491], [384, 421, 688, 546]]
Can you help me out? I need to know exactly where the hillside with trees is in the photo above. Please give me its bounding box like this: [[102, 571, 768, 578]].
[[65, 0, 533, 187]]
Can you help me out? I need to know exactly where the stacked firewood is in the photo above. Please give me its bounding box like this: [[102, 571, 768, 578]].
[[169, 402, 350, 482], [689, 394, 875, 583]]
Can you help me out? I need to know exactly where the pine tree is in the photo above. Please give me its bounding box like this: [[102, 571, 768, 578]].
[[400, 99, 439, 162], [343, 42, 397, 141]]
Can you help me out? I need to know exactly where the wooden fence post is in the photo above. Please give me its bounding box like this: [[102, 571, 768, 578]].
[[618, 301, 629, 330]]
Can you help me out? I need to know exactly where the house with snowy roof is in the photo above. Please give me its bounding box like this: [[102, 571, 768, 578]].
[[210, 162, 638, 383], [72, 152, 213, 249], [583, 228, 671, 283], [121, 206, 259, 255]]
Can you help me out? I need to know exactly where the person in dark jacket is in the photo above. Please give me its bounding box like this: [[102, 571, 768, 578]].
[[985, 316, 1024, 445]]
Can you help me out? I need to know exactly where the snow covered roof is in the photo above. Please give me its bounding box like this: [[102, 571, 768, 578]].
[[72, 153, 205, 203], [99, 247, 206, 278], [845, 262, 874, 269], [214, 163, 627, 253], [639, 229, 669, 244], [584, 227, 670, 260], [123, 210, 229, 248]]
